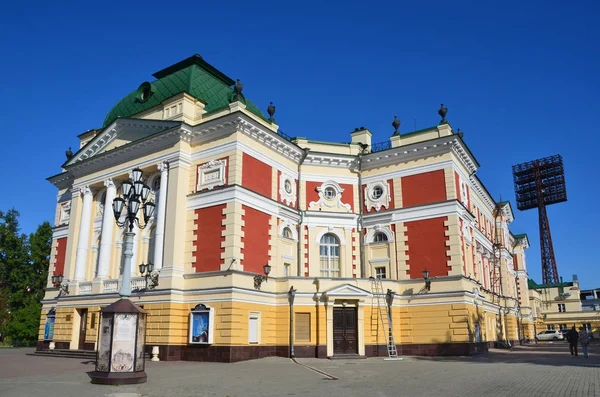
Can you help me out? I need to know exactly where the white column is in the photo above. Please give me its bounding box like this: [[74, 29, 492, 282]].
[[74, 186, 94, 281], [153, 161, 169, 270], [130, 223, 139, 277], [96, 179, 117, 279]]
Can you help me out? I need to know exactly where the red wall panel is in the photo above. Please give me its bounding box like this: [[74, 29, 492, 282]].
[[53, 237, 67, 276], [401, 170, 447, 207], [241, 205, 271, 274], [192, 205, 226, 272], [405, 217, 451, 278], [242, 154, 272, 198]]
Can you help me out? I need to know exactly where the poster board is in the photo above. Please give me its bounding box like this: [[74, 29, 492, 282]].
[[189, 304, 214, 345]]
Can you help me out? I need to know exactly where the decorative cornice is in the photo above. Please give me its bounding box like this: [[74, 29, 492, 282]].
[[187, 184, 300, 223], [363, 200, 467, 227], [65, 118, 181, 167], [305, 153, 356, 169]]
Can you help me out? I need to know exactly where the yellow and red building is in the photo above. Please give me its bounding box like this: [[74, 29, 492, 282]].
[[38, 54, 535, 361]]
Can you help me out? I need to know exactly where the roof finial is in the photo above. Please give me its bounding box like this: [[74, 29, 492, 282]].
[[267, 101, 276, 121], [456, 128, 463, 138], [65, 147, 73, 161], [438, 103, 448, 125], [392, 115, 401, 136], [233, 78, 244, 102]]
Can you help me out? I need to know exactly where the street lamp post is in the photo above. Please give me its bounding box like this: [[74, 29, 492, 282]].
[[112, 168, 155, 297], [90, 167, 154, 385], [288, 286, 296, 358]]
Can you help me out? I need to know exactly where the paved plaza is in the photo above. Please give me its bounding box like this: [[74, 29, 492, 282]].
[[1, 343, 600, 397]]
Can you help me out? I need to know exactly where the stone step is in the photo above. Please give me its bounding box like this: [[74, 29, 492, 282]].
[[29, 349, 150, 360]]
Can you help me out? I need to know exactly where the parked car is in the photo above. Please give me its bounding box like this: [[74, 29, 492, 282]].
[[536, 330, 564, 341], [558, 329, 569, 340]]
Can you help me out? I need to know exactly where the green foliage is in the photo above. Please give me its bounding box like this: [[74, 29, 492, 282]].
[[0, 209, 51, 346]]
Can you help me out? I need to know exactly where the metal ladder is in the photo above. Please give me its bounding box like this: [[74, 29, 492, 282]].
[[371, 277, 399, 360]]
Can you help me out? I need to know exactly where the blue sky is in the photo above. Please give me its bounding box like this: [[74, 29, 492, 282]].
[[0, 1, 597, 287]]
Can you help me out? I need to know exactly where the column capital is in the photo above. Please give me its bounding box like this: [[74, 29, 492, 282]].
[[157, 161, 169, 173], [80, 186, 93, 196], [104, 178, 116, 189]]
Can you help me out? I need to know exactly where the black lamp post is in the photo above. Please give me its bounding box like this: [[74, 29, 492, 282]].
[[288, 286, 296, 358], [422, 269, 431, 291], [51, 274, 69, 298], [253, 263, 272, 290], [111, 168, 155, 297], [135, 263, 159, 292]]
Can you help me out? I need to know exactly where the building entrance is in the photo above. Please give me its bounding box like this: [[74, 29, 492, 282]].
[[333, 306, 357, 354]]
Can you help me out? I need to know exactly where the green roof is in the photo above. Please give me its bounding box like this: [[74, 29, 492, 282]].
[[528, 278, 573, 289], [102, 54, 267, 128], [514, 233, 529, 240]]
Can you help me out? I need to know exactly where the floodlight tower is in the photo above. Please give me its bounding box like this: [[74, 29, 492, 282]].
[[512, 155, 567, 284]]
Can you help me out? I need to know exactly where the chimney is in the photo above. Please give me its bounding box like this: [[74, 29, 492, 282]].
[[350, 127, 372, 150]]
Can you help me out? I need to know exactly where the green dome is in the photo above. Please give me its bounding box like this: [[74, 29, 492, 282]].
[[102, 55, 268, 128]]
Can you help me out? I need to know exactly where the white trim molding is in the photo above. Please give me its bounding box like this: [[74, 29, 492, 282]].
[[309, 180, 352, 212], [197, 159, 227, 191], [279, 173, 297, 207], [364, 224, 394, 244], [315, 226, 347, 246]]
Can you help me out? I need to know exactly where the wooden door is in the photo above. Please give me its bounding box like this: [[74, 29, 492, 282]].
[[78, 309, 88, 350], [333, 307, 358, 354]]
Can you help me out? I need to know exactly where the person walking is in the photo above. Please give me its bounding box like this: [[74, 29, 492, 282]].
[[579, 327, 590, 359], [567, 326, 579, 357]]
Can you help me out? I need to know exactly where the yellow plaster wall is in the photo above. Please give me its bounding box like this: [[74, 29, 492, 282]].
[[143, 302, 285, 346], [52, 308, 75, 342]]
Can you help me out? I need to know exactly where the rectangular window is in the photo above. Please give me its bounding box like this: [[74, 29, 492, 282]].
[[284, 263, 290, 277], [248, 312, 260, 344], [295, 313, 311, 342], [375, 267, 387, 279], [547, 324, 555, 330], [559, 324, 568, 330], [558, 304, 566, 313], [584, 323, 592, 331]]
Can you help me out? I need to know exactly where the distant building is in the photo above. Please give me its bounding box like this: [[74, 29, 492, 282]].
[[39, 55, 534, 361], [529, 275, 600, 338]]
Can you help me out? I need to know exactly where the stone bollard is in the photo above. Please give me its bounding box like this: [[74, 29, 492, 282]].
[[151, 346, 160, 362]]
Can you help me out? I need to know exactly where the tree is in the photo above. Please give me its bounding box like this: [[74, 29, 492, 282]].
[[0, 210, 52, 345], [0, 209, 28, 342]]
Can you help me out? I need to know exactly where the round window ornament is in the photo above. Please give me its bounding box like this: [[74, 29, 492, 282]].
[[284, 179, 293, 194], [137, 82, 153, 102], [324, 187, 336, 200], [371, 185, 384, 200]]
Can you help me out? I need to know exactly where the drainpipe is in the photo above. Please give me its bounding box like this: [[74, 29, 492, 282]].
[[296, 148, 310, 277], [357, 144, 368, 278]]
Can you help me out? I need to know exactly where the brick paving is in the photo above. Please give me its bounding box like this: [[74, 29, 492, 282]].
[[0, 343, 599, 397]]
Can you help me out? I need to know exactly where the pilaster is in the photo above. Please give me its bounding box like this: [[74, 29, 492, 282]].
[[445, 215, 463, 276], [395, 222, 409, 280], [161, 152, 190, 289], [444, 168, 457, 200], [222, 202, 244, 271]]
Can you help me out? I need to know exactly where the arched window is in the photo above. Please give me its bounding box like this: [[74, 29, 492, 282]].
[[320, 233, 340, 277], [373, 232, 388, 243], [282, 227, 293, 239]]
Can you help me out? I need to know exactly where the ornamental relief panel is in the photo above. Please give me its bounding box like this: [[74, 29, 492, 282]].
[[309, 181, 351, 212], [197, 159, 227, 191], [364, 181, 391, 212], [279, 173, 297, 207], [59, 201, 71, 225]]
